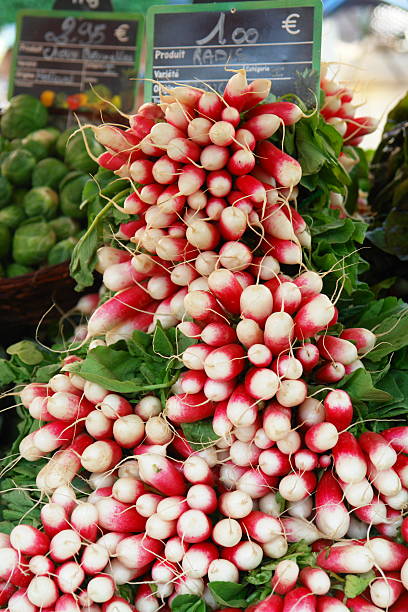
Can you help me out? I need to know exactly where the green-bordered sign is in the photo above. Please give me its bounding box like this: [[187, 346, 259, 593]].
[[146, 1, 322, 105], [9, 9, 143, 113]]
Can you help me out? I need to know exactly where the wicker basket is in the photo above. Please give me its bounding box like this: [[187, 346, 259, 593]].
[[0, 261, 79, 328]]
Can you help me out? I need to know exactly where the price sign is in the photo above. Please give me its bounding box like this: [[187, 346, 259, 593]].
[[145, 0, 322, 105], [10, 10, 143, 113]]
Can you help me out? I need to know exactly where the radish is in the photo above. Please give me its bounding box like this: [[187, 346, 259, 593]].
[[187, 484, 217, 514], [0, 547, 32, 587], [246, 596, 284, 612], [182, 542, 218, 578], [236, 318, 264, 347], [240, 285, 273, 325], [263, 403, 292, 442], [369, 573, 403, 608], [298, 397, 325, 427], [9, 525, 49, 557], [368, 464, 401, 497], [316, 597, 349, 612], [70, 502, 98, 541], [37, 433, 93, 492], [332, 432, 367, 483], [340, 327, 376, 354], [166, 392, 214, 424], [116, 533, 163, 569], [188, 117, 212, 146], [208, 268, 243, 314], [276, 379, 307, 407], [317, 335, 358, 365], [96, 497, 146, 533], [257, 141, 302, 187], [200, 145, 229, 171], [279, 471, 316, 502], [177, 509, 211, 543], [223, 70, 248, 110], [359, 431, 397, 470], [315, 361, 346, 383], [87, 285, 152, 336], [323, 390, 353, 431], [264, 312, 295, 355], [240, 511, 281, 543], [49, 529, 82, 563], [262, 535, 289, 558], [201, 322, 237, 347], [208, 559, 239, 583], [276, 430, 302, 455], [381, 426, 408, 453], [317, 543, 374, 573], [56, 561, 85, 593], [245, 367, 280, 400], [47, 392, 93, 421], [340, 478, 373, 507], [305, 422, 339, 452], [294, 449, 318, 472], [365, 537, 408, 571], [87, 575, 115, 603], [354, 497, 387, 525], [204, 344, 245, 381], [283, 588, 316, 612], [315, 472, 350, 539], [237, 468, 276, 499], [287, 497, 313, 520], [294, 294, 335, 339], [271, 559, 300, 595], [296, 343, 320, 372], [137, 453, 186, 496], [81, 543, 109, 576], [219, 240, 253, 271], [28, 555, 55, 577], [222, 541, 263, 571], [197, 91, 223, 119], [247, 101, 303, 124], [81, 440, 122, 473], [226, 384, 258, 427], [259, 448, 290, 476]]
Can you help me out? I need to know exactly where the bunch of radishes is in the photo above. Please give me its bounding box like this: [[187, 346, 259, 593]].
[[320, 72, 378, 147], [3, 72, 408, 611]]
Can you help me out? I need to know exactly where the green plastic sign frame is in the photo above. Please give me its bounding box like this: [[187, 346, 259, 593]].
[[145, 0, 322, 105], [9, 9, 143, 113]]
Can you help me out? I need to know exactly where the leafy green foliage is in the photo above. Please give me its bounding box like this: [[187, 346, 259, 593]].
[[0, 340, 61, 391], [208, 583, 247, 608], [181, 419, 219, 450], [66, 324, 195, 400], [344, 571, 375, 599], [367, 94, 408, 260], [70, 167, 131, 291], [171, 595, 208, 612]]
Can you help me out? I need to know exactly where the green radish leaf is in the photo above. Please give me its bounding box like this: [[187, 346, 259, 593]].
[[335, 368, 392, 403], [181, 419, 219, 449], [344, 571, 375, 599], [245, 569, 272, 585], [171, 594, 207, 612], [208, 582, 247, 608], [153, 323, 175, 358], [6, 340, 43, 365]]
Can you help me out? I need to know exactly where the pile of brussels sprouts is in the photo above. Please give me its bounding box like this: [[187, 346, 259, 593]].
[[0, 94, 104, 277]]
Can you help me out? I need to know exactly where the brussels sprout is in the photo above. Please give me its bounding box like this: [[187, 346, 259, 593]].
[[2, 149, 36, 185], [56, 127, 76, 159], [32, 157, 68, 189], [47, 236, 78, 266], [0, 176, 12, 208], [60, 173, 89, 219], [10, 138, 23, 150], [21, 127, 60, 160], [14, 188, 28, 205], [1, 94, 48, 139], [49, 216, 79, 240], [64, 127, 103, 173], [13, 221, 56, 266], [0, 223, 11, 260], [0, 205, 26, 229], [6, 263, 33, 277], [23, 187, 59, 219]]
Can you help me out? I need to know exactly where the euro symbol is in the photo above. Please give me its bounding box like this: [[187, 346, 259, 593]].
[[281, 13, 300, 35], [114, 24, 129, 43]]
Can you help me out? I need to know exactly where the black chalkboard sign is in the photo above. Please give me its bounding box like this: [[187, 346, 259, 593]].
[[145, 0, 322, 106], [10, 10, 143, 113]]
